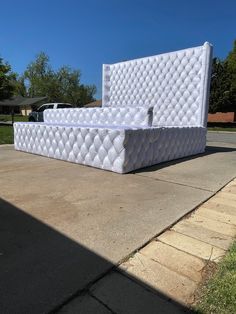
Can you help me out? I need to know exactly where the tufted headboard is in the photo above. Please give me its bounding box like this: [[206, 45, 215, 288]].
[[102, 42, 213, 127]]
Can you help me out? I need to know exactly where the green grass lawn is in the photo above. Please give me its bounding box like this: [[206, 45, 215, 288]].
[[0, 115, 27, 144], [0, 114, 28, 122], [0, 126, 14, 144], [208, 127, 236, 132], [196, 241, 236, 314]]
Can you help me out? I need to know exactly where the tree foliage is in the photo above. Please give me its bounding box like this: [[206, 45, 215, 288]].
[[24, 52, 53, 98], [0, 57, 15, 100], [11, 75, 27, 97], [226, 40, 236, 106], [209, 40, 236, 113], [23, 52, 96, 106]]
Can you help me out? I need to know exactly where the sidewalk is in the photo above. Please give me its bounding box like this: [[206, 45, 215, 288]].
[[59, 178, 236, 313], [0, 121, 12, 125]]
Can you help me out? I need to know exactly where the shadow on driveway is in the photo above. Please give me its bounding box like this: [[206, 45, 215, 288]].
[[133, 145, 236, 174], [0, 198, 195, 313]]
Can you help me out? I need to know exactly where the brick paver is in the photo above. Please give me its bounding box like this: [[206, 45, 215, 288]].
[[158, 230, 225, 262], [184, 213, 236, 237], [172, 219, 233, 250], [139, 241, 205, 282], [121, 252, 197, 304], [196, 206, 236, 225], [59, 178, 236, 311]]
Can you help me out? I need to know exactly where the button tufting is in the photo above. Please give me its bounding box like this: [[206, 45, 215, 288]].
[[14, 43, 212, 173]]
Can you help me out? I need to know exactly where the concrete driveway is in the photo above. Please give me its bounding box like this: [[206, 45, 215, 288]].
[[0, 132, 236, 313]]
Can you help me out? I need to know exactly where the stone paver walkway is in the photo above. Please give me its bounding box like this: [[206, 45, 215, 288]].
[[58, 178, 236, 313]]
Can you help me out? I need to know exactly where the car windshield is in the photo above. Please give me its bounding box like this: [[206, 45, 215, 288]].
[[57, 104, 72, 108], [37, 105, 54, 112]]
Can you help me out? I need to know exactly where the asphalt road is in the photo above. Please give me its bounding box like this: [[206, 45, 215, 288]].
[[207, 131, 236, 145]]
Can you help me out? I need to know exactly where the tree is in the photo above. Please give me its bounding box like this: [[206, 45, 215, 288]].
[[227, 40, 236, 73], [56, 66, 81, 105], [57, 66, 96, 106], [10, 75, 27, 97], [209, 58, 233, 113], [225, 40, 236, 108], [24, 52, 96, 106], [0, 57, 15, 100], [209, 40, 236, 113], [24, 52, 56, 99], [78, 84, 97, 107]]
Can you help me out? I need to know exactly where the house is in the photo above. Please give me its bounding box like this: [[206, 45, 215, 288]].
[[208, 112, 236, 123], [0, 96, 47, 116], [84, 99, 102, 108]]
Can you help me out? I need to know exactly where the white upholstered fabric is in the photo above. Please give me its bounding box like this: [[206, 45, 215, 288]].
[[44, 107, 153, 127], [14, 42, 212, 173], [14, 123, 206, 173], [103, 42, 212, 127]]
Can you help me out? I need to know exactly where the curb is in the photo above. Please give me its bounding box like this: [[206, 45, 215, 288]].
[[207, 131, 236, 134], [0, 144, 14, 147]]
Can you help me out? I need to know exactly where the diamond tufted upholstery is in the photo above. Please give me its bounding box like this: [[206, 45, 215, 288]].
[[44, 107, 153, 127], [14, 123, 206, 173], [103, 42, 212, 127], [14, 42, 212, 173]]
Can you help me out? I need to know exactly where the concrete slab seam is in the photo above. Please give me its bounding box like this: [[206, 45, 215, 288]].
[[87, 291, 116, 314], [133, 172, 214, 192]]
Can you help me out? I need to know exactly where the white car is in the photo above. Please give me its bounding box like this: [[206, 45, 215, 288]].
[[28, 103, 73, 122]]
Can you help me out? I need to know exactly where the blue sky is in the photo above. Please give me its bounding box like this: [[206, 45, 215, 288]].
[[1, 0, 236, 98]]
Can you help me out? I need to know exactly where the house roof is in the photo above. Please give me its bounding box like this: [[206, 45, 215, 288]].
[[20, 97, 47, 106], [84, 99, 102, 108], [0, 96, 47, 107]]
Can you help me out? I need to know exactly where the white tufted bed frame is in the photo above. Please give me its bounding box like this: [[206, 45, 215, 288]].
[[14, 42, 212, 173]]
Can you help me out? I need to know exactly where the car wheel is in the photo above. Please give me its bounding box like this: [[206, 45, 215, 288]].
[[29, 117, 36, 122]]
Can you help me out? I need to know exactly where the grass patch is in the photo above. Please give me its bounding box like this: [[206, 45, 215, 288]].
[[0, 114, 28, 122], [208, 127, 236, 132], [195, 241, 236, 314], [0, 126, 13, 144]]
